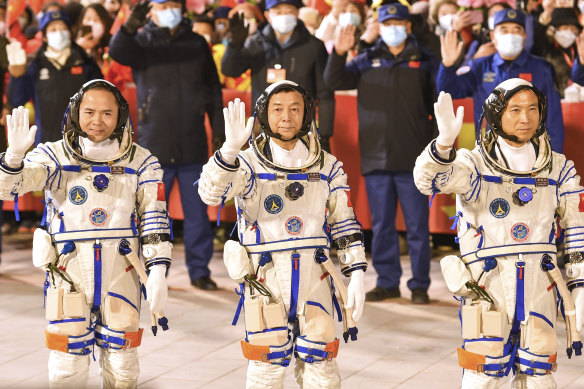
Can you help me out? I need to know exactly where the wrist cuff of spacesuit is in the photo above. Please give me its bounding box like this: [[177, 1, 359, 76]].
[[341, 262, 367, 276], [429, 140, 456, 165], [0, 152, 24, 173], [214, 150, 240, 171], [145, 258, 171, 269]]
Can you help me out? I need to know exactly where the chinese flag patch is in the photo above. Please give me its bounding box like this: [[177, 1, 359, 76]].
[[519, 73, 532, 82], [157, 183, 166, 201], [345, 190, 353, 207], [579, 193, 584, 212], [409, 61, 420, 68], [71, 66, 83, 75]]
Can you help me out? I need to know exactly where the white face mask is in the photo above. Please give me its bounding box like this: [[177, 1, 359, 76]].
[[579, 1, 584, 15], [439, 14, 453, 31], [156, 8, 182, 30], [47, 30, 71, 51], [494, 32, 523, 58], [270, 14, 297, 35], [554, 29, 577, 49], [339, 12, 361, 27], [380, 24, 407, 47]]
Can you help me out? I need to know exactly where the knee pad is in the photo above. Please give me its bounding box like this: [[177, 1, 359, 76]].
[[101, 348, 140, 388], [48, 350, 90, 388]]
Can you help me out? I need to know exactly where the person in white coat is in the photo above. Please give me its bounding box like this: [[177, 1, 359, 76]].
[[413, 78, 584, 388], [198, 80, 366, 388], [0, 79, 171, 388]]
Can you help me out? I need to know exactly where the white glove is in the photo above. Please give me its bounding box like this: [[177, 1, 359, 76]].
[[434, 91, 464, 148], [146, 265, 168, 314], [6, 40, 26, 66], [346, 270, 365, 322], [219, 98, 254, 164], [197, 166, 227, 206], [5, 106, 37, 167], [573, 287, 584, 332]]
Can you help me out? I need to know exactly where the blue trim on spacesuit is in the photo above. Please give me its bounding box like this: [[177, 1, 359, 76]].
[[529, 311, 553, 328], [92, 243, 103, 313], [107, 292, 139, 312], [289, 253, 300, 323]]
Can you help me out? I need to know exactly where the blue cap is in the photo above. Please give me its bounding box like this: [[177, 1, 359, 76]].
[[39, 10, 70, 32], [214, 6, 232, 19], [265, 0, 302, 11], [378, 3, 410, 23], [493, 8, 525, 29]]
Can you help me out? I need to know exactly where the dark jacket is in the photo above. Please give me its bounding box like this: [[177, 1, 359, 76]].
[[324, 37, 438, 174], [436, 50, 564, 152], [8, 42, 103, 144], [109, 20, 224, 165], [221, 20, 334, 137]]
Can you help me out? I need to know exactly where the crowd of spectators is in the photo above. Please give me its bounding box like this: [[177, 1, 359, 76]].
[[1, 0, 584, 296]]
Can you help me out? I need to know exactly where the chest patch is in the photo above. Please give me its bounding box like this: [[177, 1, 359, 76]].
[[264, 194, 284, 214], [489, 198, 509, 218], [483, 72, 496, 83], [90, 208, 108, 226], [285, 216, 303, 235], [69, 186, 88, 205], [511, 222, 530, 242]]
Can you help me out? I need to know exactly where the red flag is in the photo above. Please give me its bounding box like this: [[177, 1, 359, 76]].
[[6, 0, 26, 28], [110, 3, 130, 36]]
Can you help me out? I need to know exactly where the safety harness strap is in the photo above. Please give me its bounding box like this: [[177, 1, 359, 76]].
[[457, 348, 507, 375], [45, 329, 95, 355], [295, 339, 340, 361], [95, 326, 143, 350]]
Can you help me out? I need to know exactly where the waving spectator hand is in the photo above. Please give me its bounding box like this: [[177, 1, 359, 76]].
[[219, 98, 253, 164], [229, 12, 249, 49], [123, 1, 151, 34], [435, 91, 464, 148], [361, 17, 379, 44], [335, 24, 356, 56], [440, 30, 464, 67], [6, 40, 26, 77], [452, 10, 472, 32], [5, 106, 37, 167]]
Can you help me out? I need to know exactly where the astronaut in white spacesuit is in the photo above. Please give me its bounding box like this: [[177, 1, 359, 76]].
[[414, 78, 584, 388], [198, 80, 367, 388], [0, 80, 171, 388]]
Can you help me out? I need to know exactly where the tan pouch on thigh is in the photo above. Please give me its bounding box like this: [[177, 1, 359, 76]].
[[303, 302, 335, 343], [465, 339, 504, 357], [527, 315, 557, 355], [63, 291, 85, 318], [46, 288, 64, 321], [104, 294, 139, 332]]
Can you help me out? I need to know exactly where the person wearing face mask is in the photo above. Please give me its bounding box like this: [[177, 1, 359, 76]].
[[210, 3, 264, 91], [537, 8, 582, 97], [6, 10, 102, 145], [221, 0, 335, 152], [325, 2, 438, 304], [75, 4, 113, 68], [438, 8, 565, 152], [109, 0, 224, 291], [571, 26, 584, 85]]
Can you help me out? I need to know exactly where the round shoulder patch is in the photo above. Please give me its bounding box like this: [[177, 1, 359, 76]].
[[264, 194, 284, 214], [90, 208, 108, 226], [285, 216, 303, 235], [511, 222, 529, 242], [489, 198, 510, 219], [69, 186, 88, 205]]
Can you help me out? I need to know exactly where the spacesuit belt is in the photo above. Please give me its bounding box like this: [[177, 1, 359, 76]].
[[245, 237, 329, 255], [461, 243, 557, 263], [95, 325, 144, 350], [457, 347, 509, 376], [53, 228, 136, 243], [45, 329, 95, 355], [516, 351, 557, 375], [240, 340, 293, 362]]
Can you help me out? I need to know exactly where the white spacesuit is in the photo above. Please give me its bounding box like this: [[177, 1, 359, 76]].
[[198, 81, 367, 388], [0, 80, 171, 388], [414, 79, 584, 388]]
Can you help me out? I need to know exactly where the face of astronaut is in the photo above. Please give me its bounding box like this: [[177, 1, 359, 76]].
[[267, 90, 304, 149], [79, 88, 119, 143], [500, 89, 539, 147]]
